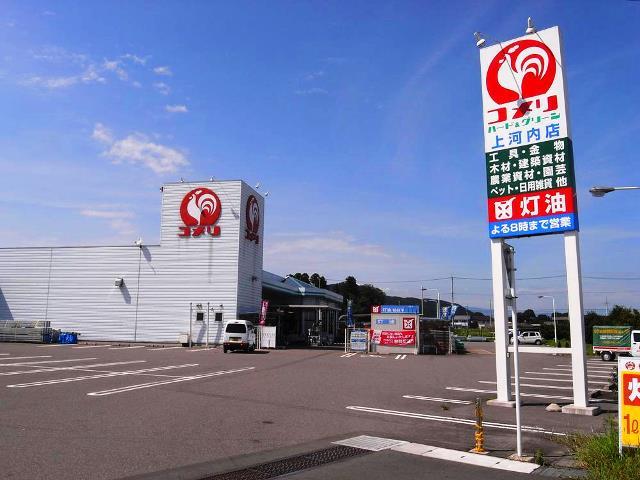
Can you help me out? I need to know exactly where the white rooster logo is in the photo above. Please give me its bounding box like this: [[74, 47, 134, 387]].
[[179, 187, 222, 237]]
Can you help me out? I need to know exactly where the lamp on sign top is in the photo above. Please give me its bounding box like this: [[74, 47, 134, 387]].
[[474, 32, 486, 48], [525, 17, 536, 34]]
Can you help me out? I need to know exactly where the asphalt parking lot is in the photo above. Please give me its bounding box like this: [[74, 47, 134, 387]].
[[0, 342, 616, 479]]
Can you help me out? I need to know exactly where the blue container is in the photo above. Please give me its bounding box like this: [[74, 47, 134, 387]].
[[58, 332, 78, 344]]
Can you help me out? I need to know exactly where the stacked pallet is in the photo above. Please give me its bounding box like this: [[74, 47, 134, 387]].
[[0, 321, 53, 343]]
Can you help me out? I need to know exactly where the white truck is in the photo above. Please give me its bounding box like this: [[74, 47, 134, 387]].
[[593, 325, 640, 361]]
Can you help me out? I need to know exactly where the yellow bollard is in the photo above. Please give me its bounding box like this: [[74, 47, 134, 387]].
[[471, 397, 488, 454]]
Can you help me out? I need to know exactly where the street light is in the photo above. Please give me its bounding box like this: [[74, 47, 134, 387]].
[[589, 186, 640, 197], [538, 295, 557, 347], [421, 287, 441, 319]]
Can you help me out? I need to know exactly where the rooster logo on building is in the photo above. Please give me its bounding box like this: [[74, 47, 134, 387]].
[[179, 188, 222, 237], [245, 195, 260, 244]]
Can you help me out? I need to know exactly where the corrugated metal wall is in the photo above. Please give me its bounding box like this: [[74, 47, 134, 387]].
[[0, 180, 264, 343], [237, 182, 264, 316]]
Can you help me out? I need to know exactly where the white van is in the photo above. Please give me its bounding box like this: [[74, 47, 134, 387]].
[[223, 320, 257, 353]]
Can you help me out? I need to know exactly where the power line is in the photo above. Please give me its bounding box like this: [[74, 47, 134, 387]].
[[327, 274, 640, 284]]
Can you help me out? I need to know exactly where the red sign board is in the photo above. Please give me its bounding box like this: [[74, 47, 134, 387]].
[[623, 373, 640, 407], [372, 330, 416, 347], [487, 187, 575, 222]]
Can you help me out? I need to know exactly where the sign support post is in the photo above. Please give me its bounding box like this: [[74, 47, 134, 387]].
[[487, 239, 514, 406], [562, 231, 598, 414]]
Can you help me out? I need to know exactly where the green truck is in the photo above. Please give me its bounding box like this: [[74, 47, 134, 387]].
[[593, 325, 640, 361]]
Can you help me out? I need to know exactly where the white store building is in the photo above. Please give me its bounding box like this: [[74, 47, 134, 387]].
[[0, 180, 266, 343]]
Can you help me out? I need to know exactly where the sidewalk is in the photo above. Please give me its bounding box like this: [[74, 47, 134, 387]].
[[125, 435, 586, 480]]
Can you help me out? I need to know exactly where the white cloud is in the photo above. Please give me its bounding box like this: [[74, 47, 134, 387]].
[[121, 53, 148, 65], [22, 75, 78, 88], [267, 233, 390, 258], [153, 66, 172, 76], [42, 10, 56, 16], [91, 122, 189, 174], [31, 46, 87, 64], [153, 82, 171, 95], [20, 63, 106, 89], [92, 123, 113, 144], [80, 209, 134, 219], [103, 59, 128, 81], [294, 87, 328, 96], [80, 65, 106, 84], [80, 209, 136, 235], [165, 104, 188, 113], [21, 48, 149, 90], [304, 70, 325, 81]]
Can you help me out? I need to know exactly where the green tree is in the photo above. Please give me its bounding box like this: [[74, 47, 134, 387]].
[[329, 276, 386, 314], [290, 272, 310, 284], [355, 284, 386, 313], [309, 273, 327, 288], [518, 309, 537, 323]]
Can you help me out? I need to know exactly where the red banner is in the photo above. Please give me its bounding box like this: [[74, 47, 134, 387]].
[[487, 187, 575, 222], [259, 300, 269, 326], [372, 330, 416, 346]]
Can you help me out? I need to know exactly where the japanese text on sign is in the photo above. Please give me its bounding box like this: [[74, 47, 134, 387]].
[[619, 358, 640, 450]]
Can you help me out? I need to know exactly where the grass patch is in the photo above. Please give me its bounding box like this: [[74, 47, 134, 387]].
[[560, 419, 640, 480]]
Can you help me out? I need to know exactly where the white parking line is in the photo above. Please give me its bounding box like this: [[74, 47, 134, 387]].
[[346, 406, 565, 436], [147, 346, 184, 351], [73, 345, 112, 349], [0, 358, 97, 367], [446, 386, 573, 401], [0, 360, 147, 376], [543, 367, 612, 373], [395, 355, 407, 360], [186, 348, 217, 352], [0, 356, 51, 362], [558, 363, 612, 369], [87, 366, 256, 396], [524, 371, 611, 379], [37, 344, 70, 347], [478, 380, 593, 391], [7, 364, 199, 388], [341, 353, 358, 358], [516, 376, 603, 385], [403, 395, 471, 405], [109, 346, 146, 350], [0, 353, 10, 356]]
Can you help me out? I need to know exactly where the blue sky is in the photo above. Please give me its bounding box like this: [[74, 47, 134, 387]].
[[0, 1, 639, 313]]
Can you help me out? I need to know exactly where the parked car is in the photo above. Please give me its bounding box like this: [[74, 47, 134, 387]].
[[509, 330, 544, 345], [223, 320, 257, 353]]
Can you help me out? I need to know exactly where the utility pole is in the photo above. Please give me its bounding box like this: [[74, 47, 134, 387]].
[[451, 276, 454, 304], [605, 297, 609, 317]]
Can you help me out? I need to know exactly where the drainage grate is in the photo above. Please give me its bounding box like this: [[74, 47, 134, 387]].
[[200, 445, 369, 480]]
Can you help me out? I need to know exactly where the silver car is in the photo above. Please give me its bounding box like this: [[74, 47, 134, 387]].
[[510, 330, 544, 345]]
